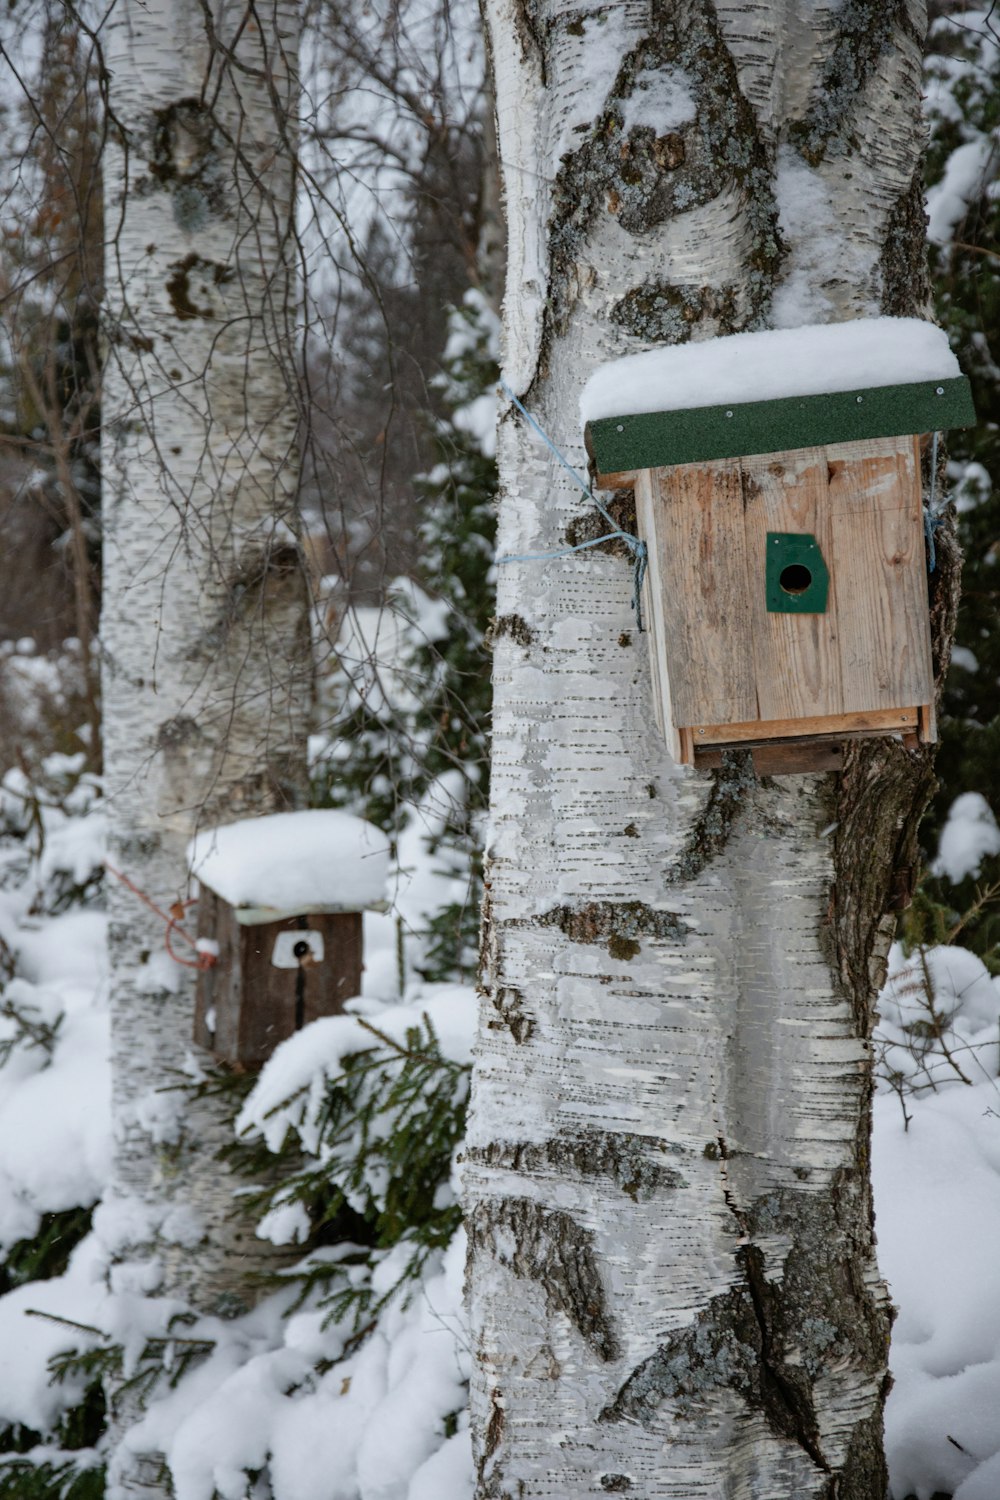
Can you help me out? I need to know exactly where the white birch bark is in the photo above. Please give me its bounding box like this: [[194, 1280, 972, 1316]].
[[466, 2, 937, 1495], [100, 2, 309, 1491]]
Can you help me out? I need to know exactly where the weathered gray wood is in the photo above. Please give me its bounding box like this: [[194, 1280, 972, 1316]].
[[742, 447, 844, 722], [828, 435, 934, 714], [194, 899, 363, 1068], [693, 706, 918, 744], [651, 460, 757, 727], [639, 436, 933, 760], [635, 469, 679, 759]]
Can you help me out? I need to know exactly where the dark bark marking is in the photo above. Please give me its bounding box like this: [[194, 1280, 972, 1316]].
[[186, 537, 307, 661], [565, 488, 635, 562], [600, 1477, 634, 1492], [538, 899, 688, 958], [165, 253, 234, 321], [833, 743, 937, 1036], [467, 1197, 618, 1360], [157, 714, 204, 749], [484, 1388, 504, 1460], [150, 99, 216, 184], [787, 0, 921, 165], [487, 985, 535, 1044], [487, 613, 535, 648], [469, 1129, 684, 1199], [507, 0, 546, 83], [669, 748, 757, 883], [543, 0, 782, 339], [880, 170, 932, 317], [601, 1264, 763, 1425], [148, 98, 227, 231]]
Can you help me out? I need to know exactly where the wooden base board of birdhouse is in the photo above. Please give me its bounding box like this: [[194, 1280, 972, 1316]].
[[680, 704, 935, 775], [694, 738, 845, 774]]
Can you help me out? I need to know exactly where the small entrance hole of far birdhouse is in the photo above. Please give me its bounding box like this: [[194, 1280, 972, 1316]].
[[271, 929, 325, 969], [779, 563, 813, 595]]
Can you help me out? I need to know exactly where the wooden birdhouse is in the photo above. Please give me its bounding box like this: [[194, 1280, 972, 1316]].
[[582, 318, 975, 775], [187, 809, 391, 1067]]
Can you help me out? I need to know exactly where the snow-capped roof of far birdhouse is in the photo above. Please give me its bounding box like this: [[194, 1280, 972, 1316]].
[[187, 810, 391, 925], [581, 317, 975, 477]]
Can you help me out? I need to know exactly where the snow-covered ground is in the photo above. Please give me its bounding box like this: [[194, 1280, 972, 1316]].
[[0, 748, 998, 1498]]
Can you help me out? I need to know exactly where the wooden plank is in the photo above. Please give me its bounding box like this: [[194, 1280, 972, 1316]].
[[635, 470, 680, 760], [695, 740, 844, 775], [239, 912, 364, 1068], [593, 466, 639, 490], [649, 460, 757, 727], [918, 702, 937, 744], [827, 435, 934, 713], [741, 447, 843, 721], [689, 706, 918, 745]]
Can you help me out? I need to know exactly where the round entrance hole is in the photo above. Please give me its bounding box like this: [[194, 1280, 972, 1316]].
[[293, 939, 310, 960], [779, 562, 813, 595]]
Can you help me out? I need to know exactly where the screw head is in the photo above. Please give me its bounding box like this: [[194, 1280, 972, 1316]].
[[616, 424, 624, 432], [725, 410, 733, 418], [856, 395, 864, 404], [936, 386, 944, 396]]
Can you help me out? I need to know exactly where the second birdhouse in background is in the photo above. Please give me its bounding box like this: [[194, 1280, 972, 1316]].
[[188, 809, 391, 1068], [582, 318, 975, 775]]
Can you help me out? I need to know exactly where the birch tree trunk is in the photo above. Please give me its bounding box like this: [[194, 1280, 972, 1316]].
[[101, 1, 309, 1491], [466, 3, 952, 1496]]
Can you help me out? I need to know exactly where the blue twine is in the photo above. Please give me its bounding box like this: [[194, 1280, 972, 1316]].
[[924, 430, 942, 573], [496, 379, 649, 630]]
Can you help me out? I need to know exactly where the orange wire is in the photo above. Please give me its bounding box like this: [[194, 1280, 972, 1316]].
[[104, 861, 218, 969]]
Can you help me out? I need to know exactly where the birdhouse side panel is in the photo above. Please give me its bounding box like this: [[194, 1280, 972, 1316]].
[[635, 470, 679, 760], [648, 459, 758, 728], [742, 448, 845, 723], [827, 435, 934, 715], [193, 887, 244, 1060]]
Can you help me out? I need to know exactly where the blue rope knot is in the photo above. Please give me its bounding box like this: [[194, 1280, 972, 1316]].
[[496, 379, 649, 631]]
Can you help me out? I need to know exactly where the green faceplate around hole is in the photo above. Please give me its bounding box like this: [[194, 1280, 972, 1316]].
[[766, 532, 830, 613]]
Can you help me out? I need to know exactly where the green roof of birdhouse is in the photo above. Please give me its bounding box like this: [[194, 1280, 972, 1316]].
[[580, 319, 976, 477]]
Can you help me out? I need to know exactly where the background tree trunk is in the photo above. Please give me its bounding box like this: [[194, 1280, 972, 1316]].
[[101, 1, 309, 1491], [465, 1, 948, 1495]]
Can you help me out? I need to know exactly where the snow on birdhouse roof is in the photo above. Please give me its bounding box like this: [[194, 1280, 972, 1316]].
[[187, 810, 391, 924], [581, 317, 974, 475]]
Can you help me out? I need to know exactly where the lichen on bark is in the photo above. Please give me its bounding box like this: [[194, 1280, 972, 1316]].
[[543, 0, 782, 341], [788, 0, 921, 165], [538, 899, 688, 959]]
